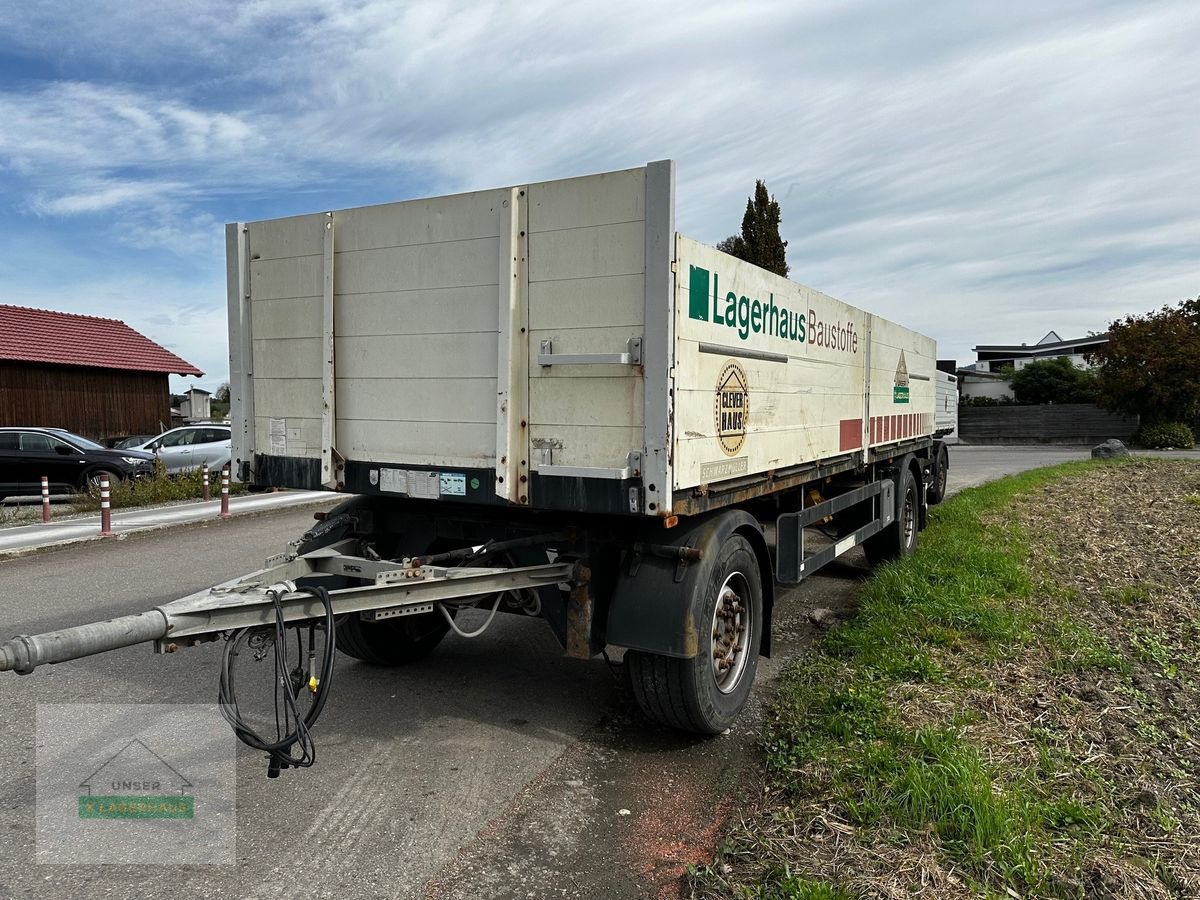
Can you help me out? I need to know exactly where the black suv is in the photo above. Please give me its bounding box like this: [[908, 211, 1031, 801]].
[[0, 427, 155, 500]]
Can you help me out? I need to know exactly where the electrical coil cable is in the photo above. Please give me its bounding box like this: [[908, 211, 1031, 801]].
[[218, 584, 337, 778]]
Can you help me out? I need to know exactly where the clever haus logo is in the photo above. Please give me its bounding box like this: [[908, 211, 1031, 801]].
[[688, 264, 860, 353], [715, 361, 749, 456], [78, 738, 194, 820]]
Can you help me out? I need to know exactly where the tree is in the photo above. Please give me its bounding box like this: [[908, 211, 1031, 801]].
[[214, 382, 231, 403], [1009, 357, 1097, 405], [718, 180, 789, 277], [1088, 296, 1200, 424]]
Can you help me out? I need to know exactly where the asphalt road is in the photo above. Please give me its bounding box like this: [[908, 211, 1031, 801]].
[[0, 445, 1161, 899]]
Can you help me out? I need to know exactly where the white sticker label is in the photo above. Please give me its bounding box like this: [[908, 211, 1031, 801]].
[[379, 468, 406, 494], [439, 473, 466, 496], [268, 418, 286, 456], [408, 472, 439, 499]]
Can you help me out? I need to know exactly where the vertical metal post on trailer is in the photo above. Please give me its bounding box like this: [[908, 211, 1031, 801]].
[[642, 159, 676, 516]]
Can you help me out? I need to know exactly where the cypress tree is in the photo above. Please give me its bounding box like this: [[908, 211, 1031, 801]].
[[719, 181, 789, 278]]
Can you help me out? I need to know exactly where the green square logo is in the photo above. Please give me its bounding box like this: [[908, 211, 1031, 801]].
[[688, 265, 710, 321]]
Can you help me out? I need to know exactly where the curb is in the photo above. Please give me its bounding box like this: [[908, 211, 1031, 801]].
[[0, 495, 338, 563]]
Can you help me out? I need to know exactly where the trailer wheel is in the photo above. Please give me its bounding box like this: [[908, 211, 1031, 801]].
[[863, 465, 919, 565], [293, 499, 452, 666], [626, 534, 762, 734], [336, 613, 451, 666], [927, 443, 950, 506]]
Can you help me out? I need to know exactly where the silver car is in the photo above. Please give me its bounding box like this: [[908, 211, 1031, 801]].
[[135, 425, 232, 475]]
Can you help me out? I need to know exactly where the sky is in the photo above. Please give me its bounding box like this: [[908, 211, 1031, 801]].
[[0, 0, 1197, 392]]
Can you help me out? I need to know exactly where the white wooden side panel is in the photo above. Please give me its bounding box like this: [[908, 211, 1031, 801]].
[[527, 167, 645, 232], [247, 214, 326, 462], [526, 170, 646, 471], [334, 189, 512, 252], [252, 296, 322, 339], [865, 315, 937, 447], [250, 256, 322, 302], [336, 287, 498, 335], [253, 380, 324, 419], [529, 377, 645, 428], [527, 221, 644, 283], [337, 377, 496, 423], [672, 236, 870, 491], [246, 169, 657, 479], [528, 274, 643, 329], [334, 239, 499, 294], [339, 420, 495, 468], [252, 337, 322, 379], [249, 214, 331, 262], [527, 425, 645, 471], [334, 333, 497, 380], [252, 414, 321, 458]]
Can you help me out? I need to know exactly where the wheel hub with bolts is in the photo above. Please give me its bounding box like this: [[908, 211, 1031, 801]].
[[710, 571, 751, 694]]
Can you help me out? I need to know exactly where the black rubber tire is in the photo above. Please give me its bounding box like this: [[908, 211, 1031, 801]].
[[626, 534, 762, 735], [927, 443, 949, 506], [292, 498, 452, 666], [863, 465, 919, 565], [83, 468, 121, 491], [335, 612, 451, 666]]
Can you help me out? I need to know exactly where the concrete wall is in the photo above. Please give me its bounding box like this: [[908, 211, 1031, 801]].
[[959, 403, 1137, 445]]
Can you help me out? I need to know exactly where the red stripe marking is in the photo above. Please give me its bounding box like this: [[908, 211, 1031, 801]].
[[839, 418, 863, 451]]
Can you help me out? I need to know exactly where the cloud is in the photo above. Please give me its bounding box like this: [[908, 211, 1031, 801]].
[[0, 0, 1195, 373], [29, 178, 190, 215]]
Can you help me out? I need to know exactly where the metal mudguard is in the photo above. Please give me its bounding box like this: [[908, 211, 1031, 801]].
[[604, 509, 773, 660]]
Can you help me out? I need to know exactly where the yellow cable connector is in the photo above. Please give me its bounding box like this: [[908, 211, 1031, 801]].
[[308, 675, 319, 693]]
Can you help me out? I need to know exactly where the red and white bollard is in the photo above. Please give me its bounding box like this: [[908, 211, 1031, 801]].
[[99, 475, 114, 536], [202, 462, 211, 503], [219, 466, 231, 519], [41, 476, 51, 524]]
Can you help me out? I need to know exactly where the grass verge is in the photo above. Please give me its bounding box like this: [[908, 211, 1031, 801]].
[[71, 466, 247, 512], [691, 458, 1200, 899]]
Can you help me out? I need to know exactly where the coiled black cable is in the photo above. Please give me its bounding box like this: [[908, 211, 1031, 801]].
[[219, 584, 337, 778]]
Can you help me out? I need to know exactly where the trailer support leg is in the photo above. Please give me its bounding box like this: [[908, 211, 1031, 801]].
[[565, 561, 596, 660]]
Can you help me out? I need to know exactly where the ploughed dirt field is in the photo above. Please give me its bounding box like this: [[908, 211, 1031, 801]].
[[693, 458, 1200, 899]]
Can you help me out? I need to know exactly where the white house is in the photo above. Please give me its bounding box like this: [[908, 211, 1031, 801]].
[[957, 330, 1108, 401]]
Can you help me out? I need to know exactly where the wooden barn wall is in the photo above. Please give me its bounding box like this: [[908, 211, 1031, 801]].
[[0, 362, 171, 439]]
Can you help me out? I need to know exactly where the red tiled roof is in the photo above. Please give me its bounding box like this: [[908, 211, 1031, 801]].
[[0, 304, 203, 376]]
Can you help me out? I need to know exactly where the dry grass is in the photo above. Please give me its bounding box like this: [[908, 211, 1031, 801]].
[[690, 458, 1200, 900]]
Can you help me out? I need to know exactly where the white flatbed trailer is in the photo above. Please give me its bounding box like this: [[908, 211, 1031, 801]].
[[1, 162, 952, 748]]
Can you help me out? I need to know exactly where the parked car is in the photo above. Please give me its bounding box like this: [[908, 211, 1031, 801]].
[[0, 427, 155, 500], [103, 434, 158, 450], [132, 425, 232, 475]]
